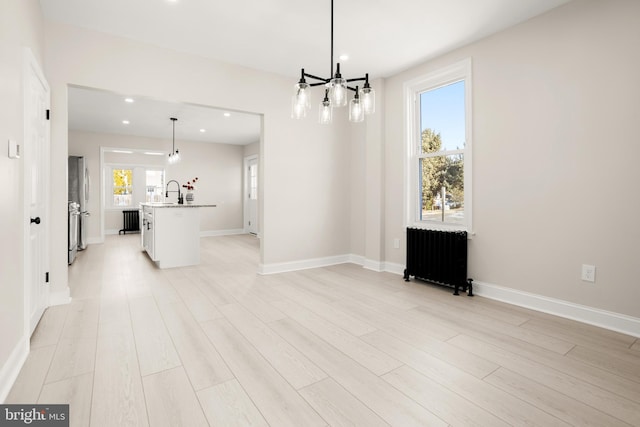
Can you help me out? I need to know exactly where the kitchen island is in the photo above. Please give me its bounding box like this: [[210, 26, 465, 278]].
[[140, 202, 216, 268]]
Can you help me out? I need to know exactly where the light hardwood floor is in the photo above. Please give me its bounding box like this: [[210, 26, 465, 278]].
[[7, 234, 640, 426]]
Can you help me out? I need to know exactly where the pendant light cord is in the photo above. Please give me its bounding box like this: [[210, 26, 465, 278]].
[[330, 0, 334, 77]]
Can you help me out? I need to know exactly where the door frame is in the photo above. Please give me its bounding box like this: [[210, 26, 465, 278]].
[[243, 154, 259, 236], [23, 48, 51, 335]]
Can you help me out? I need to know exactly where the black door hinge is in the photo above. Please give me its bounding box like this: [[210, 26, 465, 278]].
[[46, 110, 50, 120], [45, 272, 49, 283]]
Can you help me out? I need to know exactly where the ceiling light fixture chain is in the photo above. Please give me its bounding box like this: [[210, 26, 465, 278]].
[[291, 0, 375, 124], [168, 117, 181, 164]]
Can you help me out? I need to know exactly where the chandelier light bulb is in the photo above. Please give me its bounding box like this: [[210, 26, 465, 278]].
[[319, 91, 333, 124], [361, 86, 375, 115], [349, 88, 364, 123], [327, 78, 347, 107]]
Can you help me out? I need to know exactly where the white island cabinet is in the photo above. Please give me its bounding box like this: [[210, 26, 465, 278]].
[[140, 203, 215, 269]]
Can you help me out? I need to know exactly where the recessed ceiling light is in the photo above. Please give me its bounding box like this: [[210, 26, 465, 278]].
[[122, 120, 130, 125], [223, 112, 231, 118], [124, 98, 134, 103], [112, 150, 133, 154], [144, 152, 164, 156], [339, 54, 349, 61], [200, 129, 206, 133]]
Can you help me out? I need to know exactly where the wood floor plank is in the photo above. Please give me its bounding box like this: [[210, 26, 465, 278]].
[[200, 318, 327, 427], [485, 367, 633, 427], [166, 276, 225, 322], [128, 296, 181, 376], [219, 303, 327, 389], [270, 317, 448, 427], [45, 337, 96, 384], [38, 373, 93, 427], [383, 365, 511, 427], [448, 334, 640, 426], [632, 340, 640, 352], [5, 345, 56, 403], [197, 379, 269, 427], [566, 345, 640, 383], [521, 318, 637, 352], [91, 325, 148, 427], [333, 298, 499, 379], [301, 273, 460, 341], [30, 305, 69, 348], [299, 378, 390, 427], [60, 298, 100, 339], [412, 303, 575, 354], [274, 282, 377, 336], [237, 295, 287, 324], [142, 366, 209, 427], [272, 299, 402, 376], [361, 330, 569, 426], [157, 300, 234, 390]]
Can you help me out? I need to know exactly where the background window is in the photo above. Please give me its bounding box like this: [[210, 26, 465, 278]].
[[145, 169, 165, 203], [113, 168, 133, 207]]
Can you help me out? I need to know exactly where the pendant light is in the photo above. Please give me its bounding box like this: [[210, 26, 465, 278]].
[[291, 0, 375, 124], [168, 117, 180, 164]]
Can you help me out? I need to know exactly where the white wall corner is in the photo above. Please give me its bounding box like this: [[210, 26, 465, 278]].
[[0, 335, 29, 403], [49, 287, 71, 306], [200, 229, 246, 238], [258, 254, 353, 275], [474, 281, 640, 338]]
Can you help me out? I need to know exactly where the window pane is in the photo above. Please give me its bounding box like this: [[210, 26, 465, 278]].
[[420, 80, 465, 153], [420, 154, 464, 224], [145, 170, 165, 203], [113, 169, 132, 206]]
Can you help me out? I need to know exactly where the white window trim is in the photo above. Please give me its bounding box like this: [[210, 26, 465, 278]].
[[403, 58, 473, 233], [103, 162, 166, 210]]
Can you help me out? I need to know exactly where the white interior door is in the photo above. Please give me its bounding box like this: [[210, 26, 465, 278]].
[[244, 156, 259, 235], [24, 49, 50, 334]]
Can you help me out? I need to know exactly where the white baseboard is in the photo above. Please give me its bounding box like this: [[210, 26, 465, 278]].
[[383, 261, 405, 276], [0, 336, 29, 403], [201, 229, 246, 237], [259, 254, 352, 275], [105, 229, 120, 236], [474, 281, 640, 338], [49, 287, 71, 306]]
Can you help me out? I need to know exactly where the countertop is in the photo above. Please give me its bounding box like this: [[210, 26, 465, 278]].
[[140, 203, 217, 208]]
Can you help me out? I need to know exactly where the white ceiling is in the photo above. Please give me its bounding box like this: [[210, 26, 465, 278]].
[[48, 0, 570, 144], [68, 86, 261, 145]]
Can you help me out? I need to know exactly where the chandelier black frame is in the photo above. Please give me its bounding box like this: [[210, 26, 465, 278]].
[[292, 0, 375, 124]]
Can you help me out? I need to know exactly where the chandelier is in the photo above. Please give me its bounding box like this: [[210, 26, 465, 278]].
[[291, 0, 375, 124], [168, 117, 180, 164]]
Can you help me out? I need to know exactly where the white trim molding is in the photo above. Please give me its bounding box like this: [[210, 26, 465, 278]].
[[474, 281, 640, 338], [49, 287, 72, 307], [258, 254, 353, 275], [201, 229, 246, 238], [0, 336, 29, 402]]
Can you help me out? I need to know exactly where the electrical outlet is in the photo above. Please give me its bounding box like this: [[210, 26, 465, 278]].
[[393, 238, 400, 249], [581, 264, 596, 282]]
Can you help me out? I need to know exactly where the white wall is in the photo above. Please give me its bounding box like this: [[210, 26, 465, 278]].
[[45, 20, 352, 295], [379, 0, 640, 318], [0, 0, 44, 401], [69, 130, 245, 238]]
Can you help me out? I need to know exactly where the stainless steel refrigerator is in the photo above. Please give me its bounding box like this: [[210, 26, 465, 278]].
[[68, 156, 90, 251]]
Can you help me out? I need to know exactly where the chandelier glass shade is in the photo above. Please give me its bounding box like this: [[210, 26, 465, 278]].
[[291, 0, 375, 124], [168, 117, 180, 164]]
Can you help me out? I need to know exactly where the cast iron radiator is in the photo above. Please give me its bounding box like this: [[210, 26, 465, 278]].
[[119, 209, 140, 235], [403, 228, 473, 296]]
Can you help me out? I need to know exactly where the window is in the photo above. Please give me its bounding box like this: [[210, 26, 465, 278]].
[[405, 59, 472, 231], [145, 169, 165, 203], [105, 165, 165, 208], [112, 168, 133, 207]]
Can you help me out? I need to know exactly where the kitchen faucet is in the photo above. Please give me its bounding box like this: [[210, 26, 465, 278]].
[[165, 180, 183, 204]]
